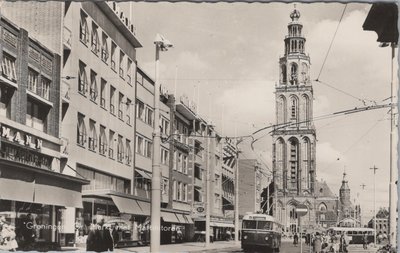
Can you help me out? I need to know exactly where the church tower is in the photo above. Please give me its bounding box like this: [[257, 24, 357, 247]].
[[272, 7, 316, 197], [339, 172, 352, 218]]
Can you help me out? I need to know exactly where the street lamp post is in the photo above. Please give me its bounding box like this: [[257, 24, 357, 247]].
[[151, 34, 172, 253]]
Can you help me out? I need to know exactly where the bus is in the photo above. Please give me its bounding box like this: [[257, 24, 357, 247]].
[[241, 213, 282, 253], [327, 227, 375, 244]]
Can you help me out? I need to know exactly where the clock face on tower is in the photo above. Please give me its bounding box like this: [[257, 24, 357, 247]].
[[272, 8, 316, 197]]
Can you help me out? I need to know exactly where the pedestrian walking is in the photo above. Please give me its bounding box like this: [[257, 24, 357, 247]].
[[331, 232, 340, 253], [340, 232, 348, 253], [362, 232, 368, 250], [86, 220, 114, 252], [293, 233, 299, 246], [313, 232, 322, 253]]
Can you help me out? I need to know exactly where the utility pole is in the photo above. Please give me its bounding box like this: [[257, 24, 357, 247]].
[[151, 34, 172, 253], [388, 43, 397, 248], [234, 122, 240, 244], [205, 124, 210, 247], [370, 165, 378, 247]]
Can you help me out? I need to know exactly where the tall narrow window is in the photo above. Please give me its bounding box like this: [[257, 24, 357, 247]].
[[127, 59, 132, 85], [91, 22, 99, 54], [117, 135, 124, 163], [119, 51, 125, 79], [276, 138, 285, 189], [118, 92, 124, 120], [101, 32, 109, 63], [109, 130, 115, 159], [110, 85, 115, 115], [145, 140, 152, 158], [28, 68, 38, 94], [41, 78, 51, 100], [111, 42, 117, 71], [301, 63, 308, 83], [136, 135, 143, 155], [99, 125, 107, 155], [290, 96, 298, 121], [173, 180, 177, 200], [177, 182, 182, 201], [303, 94, 310, 125], [126, 98, 131, 125], [79, 11, 89, 44], [78, 61, 88, 95], [303, 137, 310, 189], [90, 70, 98, 102], [281, 64, 287, 84], [289, 139, 299, 189], [1, 53, 17, 82], [277, 96, 287, 124], [136, 100, 145, 120], [145, 107, 154, 126], [77, 113, 86, 146], [100, 79, 106, 108], [88, 119, 97, 151], [290, 63, 298, 85], [126, 139, 132, 165]]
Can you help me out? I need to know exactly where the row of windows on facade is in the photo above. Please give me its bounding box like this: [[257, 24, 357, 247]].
[[78, 60, 133, 125], [276, 94, 311, 124], [280, 62, 309, 85], [77, 112, 133, 165], [79, 10, 134, 85], [172, 180, 188, 202], [134, 171, 169, 196], [2, 53, 51, 101]]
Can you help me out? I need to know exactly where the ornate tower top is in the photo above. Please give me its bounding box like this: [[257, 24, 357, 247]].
[[290, 8, 301, 21]]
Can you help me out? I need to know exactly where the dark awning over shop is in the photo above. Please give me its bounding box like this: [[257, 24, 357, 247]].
[[161, 212, 180, 223], [110, 195, 144, 216], [0, 160, 88, 208], [135, 169, 151, 180], [184, 215, 194, 224], [137, 200, 150, 216]]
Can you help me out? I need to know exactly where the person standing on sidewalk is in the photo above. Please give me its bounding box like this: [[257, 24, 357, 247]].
[[293, 233, 299, 247], [362, 232, 368, 250]]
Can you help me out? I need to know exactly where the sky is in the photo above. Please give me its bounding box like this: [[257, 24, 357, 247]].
[[121, 2, 397, 222]]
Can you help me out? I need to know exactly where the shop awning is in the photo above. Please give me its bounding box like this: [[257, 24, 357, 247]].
[[184, 215, 194, 224], [161, 212, 180, 223], [111, 195, 144, 216], [175, 213, 186, 224], [137, 200, 150, 216], [0, 177, 35, 203], [210, 222, 235, 228], [136, 169, 151, 180]]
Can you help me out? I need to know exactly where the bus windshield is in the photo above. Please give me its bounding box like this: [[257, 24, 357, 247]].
[[257, 221, 273, 230], [243, 220, 257, 229], [242, 220, 273, 230]]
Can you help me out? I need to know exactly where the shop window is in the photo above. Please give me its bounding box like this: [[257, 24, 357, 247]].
[[117, 135, 124, 163], [77, 113, 86, 146], [88, 119, 97, 151], [136, 99, 144, 120], [1, 53, 17, 82], [90, 70, 98, 102], [100, 78, 106, 109], [99, 125, 107, 155], [101, 32, 109, 63], [26, 99, 48, 132], [79, 11, 89, 45], [109, 130, 115, 159], [119, 51, 125, 79], [111, 42, 117, 71], [78, 61, 88, 95], [126, 98, 131, 125], [126, 139, 132, 165], [110, 85, 115, 115], [91, 22, 100, 54], [118, 92, 124, 120], [28, 68, 38, 94]]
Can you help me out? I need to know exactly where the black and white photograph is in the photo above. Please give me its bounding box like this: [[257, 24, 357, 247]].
[[0, 1, 398, 252]]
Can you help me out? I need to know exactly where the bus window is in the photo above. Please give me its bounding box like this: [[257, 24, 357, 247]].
[[257, 221, 272, 230], [243, 220, 257, 229]]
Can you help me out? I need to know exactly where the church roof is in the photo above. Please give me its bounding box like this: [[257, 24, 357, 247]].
[[315, 180, 336, 198]]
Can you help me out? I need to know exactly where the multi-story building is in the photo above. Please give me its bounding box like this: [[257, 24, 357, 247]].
[[0, 15, 88, 247], [238, 159, 265, 216], [221, 138, 236, 218], [1, 1, 144, 246]]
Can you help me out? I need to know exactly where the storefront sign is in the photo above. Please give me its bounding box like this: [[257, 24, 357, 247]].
[[107, 2, 136, 35], [1, 125, 42, 150], [1, 143, 52, 170]]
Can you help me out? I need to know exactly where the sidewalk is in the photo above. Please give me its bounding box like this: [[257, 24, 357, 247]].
[[114, 241, 241, 253]]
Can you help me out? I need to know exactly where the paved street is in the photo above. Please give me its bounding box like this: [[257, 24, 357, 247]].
[[110, 239, 380, 253]]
